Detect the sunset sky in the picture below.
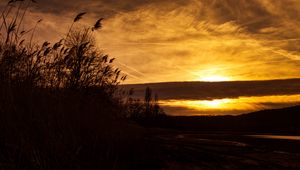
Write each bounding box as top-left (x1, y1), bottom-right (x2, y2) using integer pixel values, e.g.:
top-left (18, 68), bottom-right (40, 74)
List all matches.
top-left (18, 0), bottom-right (300, 84)
top-left (2, 0), bottom-right (300, 115)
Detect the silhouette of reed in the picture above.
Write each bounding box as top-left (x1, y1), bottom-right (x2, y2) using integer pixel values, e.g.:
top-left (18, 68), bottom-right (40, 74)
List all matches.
top-left (0, 1), bottom-right (164, 169)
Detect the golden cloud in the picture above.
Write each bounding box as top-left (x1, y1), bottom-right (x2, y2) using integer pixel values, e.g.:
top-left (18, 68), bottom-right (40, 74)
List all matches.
top-left (2, 0), bottom-right (300, 83)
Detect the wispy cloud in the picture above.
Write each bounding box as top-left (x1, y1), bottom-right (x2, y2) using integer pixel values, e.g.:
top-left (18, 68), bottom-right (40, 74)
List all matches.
top-left (7, 0), bottom-right (300, 83)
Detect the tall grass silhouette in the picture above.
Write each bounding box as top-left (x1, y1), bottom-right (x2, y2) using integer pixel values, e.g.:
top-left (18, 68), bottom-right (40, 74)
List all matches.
top-left (0, 1), bottom-right (164, 169)
top-left (0, 1), bottom-right (125, 90)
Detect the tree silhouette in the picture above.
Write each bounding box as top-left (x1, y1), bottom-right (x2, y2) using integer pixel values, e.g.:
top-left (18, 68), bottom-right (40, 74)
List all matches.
top-left (144, 87), bottom-right (152, 115)
top-left (126, 87), bottom-right (165, 122)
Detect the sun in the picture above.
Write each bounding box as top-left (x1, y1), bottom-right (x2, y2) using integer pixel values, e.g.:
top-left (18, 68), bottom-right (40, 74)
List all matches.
top-left (200, 99), bottom-right (229, 107)
top-left (200, 76), bottom-right (231, 82)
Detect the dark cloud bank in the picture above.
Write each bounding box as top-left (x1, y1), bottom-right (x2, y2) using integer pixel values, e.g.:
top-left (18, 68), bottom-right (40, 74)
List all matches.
top-left (122, 79), bottom-right (300, 100)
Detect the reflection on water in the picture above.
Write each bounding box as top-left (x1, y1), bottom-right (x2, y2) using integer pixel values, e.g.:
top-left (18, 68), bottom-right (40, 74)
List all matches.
top-left (159, 94), bottom-right (300, 116)
top-left (248, 135), bottom-right (300, 141)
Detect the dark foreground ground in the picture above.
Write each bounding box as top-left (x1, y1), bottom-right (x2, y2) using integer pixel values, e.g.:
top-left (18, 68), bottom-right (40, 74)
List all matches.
top-left (144, 128), bottom-right (300, 170)
top-left (2, 119), bottom-right (300, 169)
top-left (1, 87), bottom-right (300, 169)
top-left (130, 105), bottom-right (300, 169)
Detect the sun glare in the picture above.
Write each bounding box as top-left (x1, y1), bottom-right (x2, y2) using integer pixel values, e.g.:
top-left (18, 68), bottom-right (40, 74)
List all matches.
top-left (199, 99), bottom-right (231, 108)
top-left (160, 99), bottom-right (233, 110)
top-left (200, 76), bottom-right (231, 82)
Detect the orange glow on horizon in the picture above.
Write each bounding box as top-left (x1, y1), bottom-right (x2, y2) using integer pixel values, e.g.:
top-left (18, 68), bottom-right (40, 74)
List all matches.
top-left (159, 94), bottom-right (300, 116)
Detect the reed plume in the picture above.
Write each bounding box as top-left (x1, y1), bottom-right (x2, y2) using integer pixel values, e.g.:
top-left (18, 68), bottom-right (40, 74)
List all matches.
top-left (74, 12), bottom-right (86, 22)
top-left (92, 18), bottom-right (104, 31)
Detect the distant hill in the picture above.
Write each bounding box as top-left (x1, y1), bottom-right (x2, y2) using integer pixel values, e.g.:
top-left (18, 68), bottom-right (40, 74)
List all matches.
top-left (121, 78), bottom-right (300, 100)
top-left (155, 105), bottom-right (300, 134)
